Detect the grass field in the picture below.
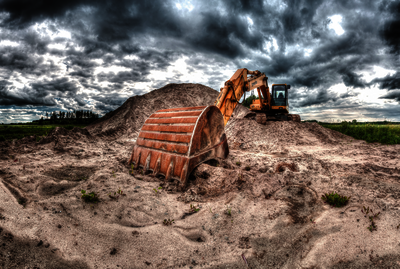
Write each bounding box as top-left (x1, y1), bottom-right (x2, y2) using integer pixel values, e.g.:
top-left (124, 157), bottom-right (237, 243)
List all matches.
top-left (0, 124), bottom-right (87, 142)
top-left (319, 122), bottom-right (400, 145)
top-left (2, 121), bottom-right (400, 145)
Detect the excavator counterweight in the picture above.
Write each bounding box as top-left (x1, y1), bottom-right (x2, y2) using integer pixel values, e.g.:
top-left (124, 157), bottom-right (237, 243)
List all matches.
top-left (128, 106), bottom-right (229, 190)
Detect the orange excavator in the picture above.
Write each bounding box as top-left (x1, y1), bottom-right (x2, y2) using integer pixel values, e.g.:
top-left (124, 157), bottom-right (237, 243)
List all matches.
top-left (128, 68), bottom-right (300, 190)
top-left (215, 68), bottom-right (300, 125)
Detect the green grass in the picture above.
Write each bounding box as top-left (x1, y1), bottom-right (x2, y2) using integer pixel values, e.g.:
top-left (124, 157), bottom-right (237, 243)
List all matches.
top-left (108, 187), bottom-right (125, 199)
top-left (320, 122), bottom-right (400, 145)
top-left (361, 206), bottom-right (380, 232)
top-left (153, 186), bottom-right (162, 194)
top-left (321, 191), bottom-right (351, 208)
top-left (0, 124), bottom-right (88, 141)
top-left (80, 190), bottom-right (100, 203)
top-left (163, 218), bottom-right (175, 226)
top-left (189, 204), bottom-right (200, 213)
top-left (225, 205), bottom-right (232, 216)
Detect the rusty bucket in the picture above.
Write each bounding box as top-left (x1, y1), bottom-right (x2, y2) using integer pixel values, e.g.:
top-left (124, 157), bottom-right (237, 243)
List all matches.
top-left (128, 105), bottom-right (229, 189)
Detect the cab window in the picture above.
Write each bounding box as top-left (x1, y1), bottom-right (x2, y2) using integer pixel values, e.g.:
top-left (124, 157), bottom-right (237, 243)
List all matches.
top-left (271, 85), bottom-right (287, 106)
top-left (273, 86), bottom-right (286, 99)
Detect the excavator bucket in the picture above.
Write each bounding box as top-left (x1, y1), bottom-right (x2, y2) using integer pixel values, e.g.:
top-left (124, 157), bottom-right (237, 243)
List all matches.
top-left (128, 106), bottom-right (229, 190)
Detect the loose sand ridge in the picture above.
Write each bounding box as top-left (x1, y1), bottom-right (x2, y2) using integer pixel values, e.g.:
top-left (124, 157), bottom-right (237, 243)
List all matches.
top-left (86, 83), bottom-right (219, 141)
top-left (0, 83), bottom-right (400, 268)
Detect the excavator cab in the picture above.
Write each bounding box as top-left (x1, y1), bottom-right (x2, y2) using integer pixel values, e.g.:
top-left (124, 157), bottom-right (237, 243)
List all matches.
top-left (272, 85), bottom-right (286, 106)
top-left (254, 83), bottom-right (299, 123)
top-left (270, 84), bottom-right (290, 111)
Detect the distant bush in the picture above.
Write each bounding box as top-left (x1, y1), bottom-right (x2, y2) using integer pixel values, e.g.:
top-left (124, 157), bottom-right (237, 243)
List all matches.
top-left (242, 95), bottom-right (259, 108)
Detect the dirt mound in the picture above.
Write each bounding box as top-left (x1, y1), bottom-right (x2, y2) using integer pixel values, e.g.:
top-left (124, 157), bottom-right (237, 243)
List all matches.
top-left (86, 83), bottom-right (219, 140)
top-left (225, 104), bottom-right (351, 151)
top-left (2, 83), bottom-right (400, 268)
top-left (38, 127), bottom-right (95, 145)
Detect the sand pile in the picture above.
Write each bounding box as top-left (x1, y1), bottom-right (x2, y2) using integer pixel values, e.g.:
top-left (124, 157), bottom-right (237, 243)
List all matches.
top-left (86, 83), bottom-right (219, 140)
top-left (1, 83), bottom-right (400, 269)
top-left (226, 104), bottom-right (350, 152)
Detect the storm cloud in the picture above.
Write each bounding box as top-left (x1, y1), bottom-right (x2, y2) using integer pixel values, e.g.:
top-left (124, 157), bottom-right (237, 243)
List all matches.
top-left (379, 90), bottom-right (400, 102)
top-left (0, 0), bottom-right (399, 123)
top-left (371, 72), bottom-right (400, 91)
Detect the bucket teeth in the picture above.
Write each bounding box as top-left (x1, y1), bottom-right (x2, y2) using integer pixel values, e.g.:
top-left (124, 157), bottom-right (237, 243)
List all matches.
top-left (179, 161), bottom-right (188, 186)
top-left (152, 155), bottom-right (161, 177)
top-left (128, 148), bottom-right (135, 165)
top-left (144, 152), bottom-right (151, 172)
top-left (134, 151), bottom-right (141, 170)
top-left (165, 160), bottom-right (174, 182)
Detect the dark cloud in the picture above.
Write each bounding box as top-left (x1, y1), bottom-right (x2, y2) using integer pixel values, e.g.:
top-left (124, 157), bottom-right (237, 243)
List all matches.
top-left (0, 0), bottom-right (400, 122)
top-left (29, 77), bottom-right (79, 95)
top-left (223, 0), bottom-right (265, 15)
top-left (93, 2), bottom-right (183, 43)
top-left (92, 92), bottom-right (131, 113)
top-left (130, 88), bottom-right (147, 96)
top-left (69, 70), bottom-right (92, 78)
top-left (379, 0), bottom-right (400, 55)
top-left (78, 82), bottom-right (102, 92)
top-left (91, 93), bottom-right (127, 107)
top-left (97, 70), bottom-right (142, 84)
top-left (0, 76), bottom-right (83, 107)
top-left (297, 88), bottom-right (338, 107)
top-left (379, 90), bottom-right (400, 102)
top-left (70, 35), bottom-right (114, 56)
top-left (0, 1), bottom-right (262, 58)
top-left (0, 0), bottom-right (93, 29)
top-left (339, 91), bottom-right (359, 99)
top-left (280, 0), bottom-right (324, 45)
top-left (292, 86), bottom-right (360, 108)
top-left (185, 11), bottom-right (260, 58)
top-left (22, 30), bottom-right (51, 55)
top-left (0, 81), bottom-right (56, 106)
top-left (370, 72), bottom-right (400, 91)
top-left (66, 56), bottom-right (99, 69)
top-left (339, 69), bottom-right (366, 88)
top-left (361, 105), bottom-right (400, 119)
top-left (0, 47), bottom-right (44, 73)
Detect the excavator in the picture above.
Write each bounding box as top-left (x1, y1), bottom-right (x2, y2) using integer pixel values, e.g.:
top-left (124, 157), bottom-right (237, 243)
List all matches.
top-left (128, 68), bottom-right (300, 190)
top-left (215, 68), bottom-right (300, 125)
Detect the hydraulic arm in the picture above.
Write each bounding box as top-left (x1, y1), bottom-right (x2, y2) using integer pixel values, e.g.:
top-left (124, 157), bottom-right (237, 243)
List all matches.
top-left (214, 68), bottom-right (270, 125)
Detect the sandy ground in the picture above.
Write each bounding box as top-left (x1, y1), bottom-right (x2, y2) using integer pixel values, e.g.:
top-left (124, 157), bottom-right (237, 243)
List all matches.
top-left (1, 84), bottom-right (400, 269)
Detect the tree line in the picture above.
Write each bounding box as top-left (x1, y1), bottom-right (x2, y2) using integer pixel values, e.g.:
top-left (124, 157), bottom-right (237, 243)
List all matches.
top-left (31, 109), bottom-right (100, 125)
top-left (42, 110), bottom-right (100, 120)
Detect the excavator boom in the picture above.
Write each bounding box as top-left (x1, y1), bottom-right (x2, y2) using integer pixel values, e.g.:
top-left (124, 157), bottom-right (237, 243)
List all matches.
top-left (214, 68), bottom-right (269, 125)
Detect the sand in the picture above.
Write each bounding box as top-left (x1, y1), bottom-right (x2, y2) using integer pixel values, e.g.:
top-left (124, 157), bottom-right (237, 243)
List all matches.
top-left (1, 83), bottom-right (400, 269)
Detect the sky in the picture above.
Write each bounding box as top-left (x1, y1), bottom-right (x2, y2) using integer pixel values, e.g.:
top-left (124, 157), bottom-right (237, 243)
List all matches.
top-left (0, 0), bottom-right (399, 123)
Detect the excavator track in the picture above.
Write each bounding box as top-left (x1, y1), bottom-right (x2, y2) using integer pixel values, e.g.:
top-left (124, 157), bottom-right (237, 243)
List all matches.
top-left (255, 113), bottom-right (301, 124)
top-left (255, 113), bottom-right (267, 125)
top-left (289, 114), bottom-right (301, 122)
